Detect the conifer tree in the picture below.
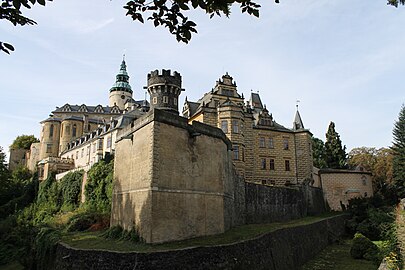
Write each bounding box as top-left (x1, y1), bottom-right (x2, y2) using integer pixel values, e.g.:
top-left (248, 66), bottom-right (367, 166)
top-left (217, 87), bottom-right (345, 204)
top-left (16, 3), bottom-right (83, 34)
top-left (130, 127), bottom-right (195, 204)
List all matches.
top-left (393, 104), bottom-right (405, 198)
top-left (324, 122), bottom-right (348, 169)
top-left (312, 137), bottom-right (327, 169)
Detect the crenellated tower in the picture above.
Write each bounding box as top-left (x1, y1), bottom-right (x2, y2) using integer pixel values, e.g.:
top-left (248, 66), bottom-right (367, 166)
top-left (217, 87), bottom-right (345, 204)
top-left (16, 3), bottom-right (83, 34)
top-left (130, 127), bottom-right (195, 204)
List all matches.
top-left (109, 58), bottom-right (133, 110)
top-left (147, 69), bottom-right (182, 114)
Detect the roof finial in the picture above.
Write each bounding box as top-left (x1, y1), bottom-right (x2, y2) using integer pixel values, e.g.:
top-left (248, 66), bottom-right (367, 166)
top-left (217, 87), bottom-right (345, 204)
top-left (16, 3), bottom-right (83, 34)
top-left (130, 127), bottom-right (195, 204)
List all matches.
top-left (123, 53), bottom-right (125, 61)
top-left (296, 99), bottom-right (300, 110)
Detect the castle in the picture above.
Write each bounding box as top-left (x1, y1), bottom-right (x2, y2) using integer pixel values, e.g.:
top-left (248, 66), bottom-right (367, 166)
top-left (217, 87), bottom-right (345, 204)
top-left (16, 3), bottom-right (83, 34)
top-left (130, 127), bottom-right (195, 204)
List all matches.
top-left (17, 59), bottom-right (372, 243)
top-left (29, 59), bottom-right (314, 187)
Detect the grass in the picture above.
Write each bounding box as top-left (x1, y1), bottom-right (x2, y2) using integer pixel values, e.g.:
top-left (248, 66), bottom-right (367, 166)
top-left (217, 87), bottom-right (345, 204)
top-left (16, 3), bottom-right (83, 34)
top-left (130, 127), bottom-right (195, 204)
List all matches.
top-left (62, 212), bottom-right (342, 253)
top-left (302, 239), bottom-right (378, 270)
top-left (0, 261), bottom-right (24, 270)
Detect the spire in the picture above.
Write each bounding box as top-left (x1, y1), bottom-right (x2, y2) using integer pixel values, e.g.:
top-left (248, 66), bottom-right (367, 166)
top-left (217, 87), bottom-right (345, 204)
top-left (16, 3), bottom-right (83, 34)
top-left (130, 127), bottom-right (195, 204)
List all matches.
top-left (293, 106), bottom-right (305, 130)
top-left (110, 57), bottom-right (132, 93)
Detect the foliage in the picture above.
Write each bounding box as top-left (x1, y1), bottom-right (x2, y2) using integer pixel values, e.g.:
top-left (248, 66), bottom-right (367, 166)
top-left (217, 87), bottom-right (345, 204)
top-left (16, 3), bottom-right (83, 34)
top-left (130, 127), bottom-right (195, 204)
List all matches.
top-left (392, 105), bottom-right (405, 198)
top-left (85, 159), bottom-right (114, 212)
top-left (59, 170), bottom-right (83, 209)
top-left (312, 137), bottom-right (327, 169)
top-left (350, 233), bottom-right (380, 263)
top-left (11, 165), bottom-right (32, 182)
top-left (2, 0), bottom-right (405, 53)
top-left (34, 226), bottom-right (61, 270)
top-left (324, 122), bottom-right (348, 169)
top-left (102, 225), bottom-right (140, 242)
top-left (346, 196), bottom-right (395, 240)
top-left (65, 211), bottom-right (109, 232)
top-left (349, 147), bottom-right (394, 193)
top-left (9, 134), bottom-right (39, 150)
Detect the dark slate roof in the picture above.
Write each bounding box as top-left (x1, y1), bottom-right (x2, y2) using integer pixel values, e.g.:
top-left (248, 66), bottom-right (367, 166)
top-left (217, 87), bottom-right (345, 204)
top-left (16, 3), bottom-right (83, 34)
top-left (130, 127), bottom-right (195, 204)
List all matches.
top-left (52, 103), bottom-right (122, 114)
top-left (40, 117), bottom-right (62, 123)
top-left (250, 93), bottom-right (263, 109)
top-left (184, 101), bottom-right (200, 116)
top-left (293, 110), bottom-right (305, 130)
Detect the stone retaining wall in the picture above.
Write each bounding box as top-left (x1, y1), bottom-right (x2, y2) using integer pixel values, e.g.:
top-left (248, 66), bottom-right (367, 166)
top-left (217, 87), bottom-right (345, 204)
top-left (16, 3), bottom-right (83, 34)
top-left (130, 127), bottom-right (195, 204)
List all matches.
top-left (54, 215), bottom-right (347, 270)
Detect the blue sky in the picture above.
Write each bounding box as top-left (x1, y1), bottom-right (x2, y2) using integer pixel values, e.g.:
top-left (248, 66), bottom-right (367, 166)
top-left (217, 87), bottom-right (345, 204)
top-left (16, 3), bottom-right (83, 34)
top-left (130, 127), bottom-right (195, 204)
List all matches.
top-left (1, 0), bottom-right (404, 158)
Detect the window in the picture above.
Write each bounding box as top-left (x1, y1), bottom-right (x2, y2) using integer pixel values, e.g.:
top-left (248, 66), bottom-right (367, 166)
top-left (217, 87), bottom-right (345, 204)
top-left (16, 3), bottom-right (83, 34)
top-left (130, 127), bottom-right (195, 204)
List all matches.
top-left (81, 149), bottom-right (84, 158)
top-left (285, 160), bottom-right (290, 171)
top-left (49, 124), bottom-right (54, 138)
top-left (163, 96), bottom-right (168, 103)
top-left (270, 180), bottom-right (276, 185)
top-left (362, 176), bottom-right (367, 186)
top-left (283, 138), bottom-right (289, 150)
top-left (268, 138), bottom-right (274, 148)
top-left (46, 144), bottom-right (52, 153)
top-left (174, 98), bottom-right (177, 105)
top-left (261, 180), bottom-right (267, 185)
top-left (72, 124), bottom-right (77, 137)
top-left (107, 137), bottom-right (112, 148)
top-left (65, 125), bottom-right (71, 135)
top-left (93, 143), bottom-right (96, 153)
top-left (269, 159), bottom-right (275, 170)
top-left (98, 139), bottom-right (103, 150)
top-left (233, 145), bottom-right (239, 160)
top-left (232, 120), bottom-right (239, 133)
top-left (87, 146), bottom-right (90, 156)
top-left (76, 151), bottom-right (79, 159)
top-left (153, 97), bottom-right (157, 104)
top-left (259, 137), bottom-right (265, 148)
top-left (221, 120), bottom-right (228, 133)
top-left (261, 158), bottom-right (266, 170)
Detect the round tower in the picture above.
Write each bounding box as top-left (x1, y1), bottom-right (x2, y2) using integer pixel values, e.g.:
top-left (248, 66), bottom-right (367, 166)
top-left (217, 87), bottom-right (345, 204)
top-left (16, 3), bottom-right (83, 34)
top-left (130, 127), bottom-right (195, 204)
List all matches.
top-left (39, 118), bottom-right (61, 159)
top-left (109, 58), bottom-right (133, 110)
top-left (59, 119), bottom-right (83, 154)
top-left (147, 69), bottom-right (182, 114)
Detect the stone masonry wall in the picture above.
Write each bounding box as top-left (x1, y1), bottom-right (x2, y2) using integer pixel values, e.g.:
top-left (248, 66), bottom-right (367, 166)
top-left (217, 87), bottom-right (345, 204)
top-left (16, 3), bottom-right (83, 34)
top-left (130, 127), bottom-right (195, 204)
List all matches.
top-left (245, 182), bottom-right (326, 224)
top-left (245, 182), bottom-right (306, 223)
top-left (54, 215), bottom-right (347, 270)
top-left (320, 170), bottom-right (373, 211)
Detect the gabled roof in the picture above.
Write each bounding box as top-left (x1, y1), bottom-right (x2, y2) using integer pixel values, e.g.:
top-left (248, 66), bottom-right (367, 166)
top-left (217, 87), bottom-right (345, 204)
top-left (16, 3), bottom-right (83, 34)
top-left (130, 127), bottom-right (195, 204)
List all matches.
top-left (53, 103), bottom-right (122, 114)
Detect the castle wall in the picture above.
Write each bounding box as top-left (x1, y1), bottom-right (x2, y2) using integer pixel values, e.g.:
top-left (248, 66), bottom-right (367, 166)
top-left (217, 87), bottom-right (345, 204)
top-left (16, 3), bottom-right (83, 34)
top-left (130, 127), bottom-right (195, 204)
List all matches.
top-left (26, 142), bottom-right (40, 172)
top-left (9, 148), bottom-right (27, 171)
top-left (320, 170), bottom-right (373, 211)
top-left (54, 215), bottom-right (347, 270)
top-left (111, 109), bottom-right (238, 243)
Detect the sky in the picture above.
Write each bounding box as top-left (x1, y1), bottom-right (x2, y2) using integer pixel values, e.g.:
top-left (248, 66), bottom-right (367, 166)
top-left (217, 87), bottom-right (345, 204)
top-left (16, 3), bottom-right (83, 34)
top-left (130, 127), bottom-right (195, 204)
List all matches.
top-left (1, 0), bottom-right (404, 159)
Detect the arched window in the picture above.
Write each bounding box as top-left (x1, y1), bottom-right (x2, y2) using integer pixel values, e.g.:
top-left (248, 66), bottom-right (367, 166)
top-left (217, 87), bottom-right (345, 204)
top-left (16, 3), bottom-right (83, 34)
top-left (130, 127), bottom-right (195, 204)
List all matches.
top-left (49, 124), bottom-right (54, 138)
top-left (72, 124), bottom-right (77, 137)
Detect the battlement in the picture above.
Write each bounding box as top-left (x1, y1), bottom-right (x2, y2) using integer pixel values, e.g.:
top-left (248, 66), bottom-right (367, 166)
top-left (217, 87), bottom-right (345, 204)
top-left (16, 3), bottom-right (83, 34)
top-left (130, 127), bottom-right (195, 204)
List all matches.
top-left (147, 69), bottom-right (182, 87)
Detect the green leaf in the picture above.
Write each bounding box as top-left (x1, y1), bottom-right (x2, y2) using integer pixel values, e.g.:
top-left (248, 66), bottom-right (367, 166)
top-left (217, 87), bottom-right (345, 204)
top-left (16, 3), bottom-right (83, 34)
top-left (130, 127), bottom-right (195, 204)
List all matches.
top-left (13, 0), bottom-right (21, 9)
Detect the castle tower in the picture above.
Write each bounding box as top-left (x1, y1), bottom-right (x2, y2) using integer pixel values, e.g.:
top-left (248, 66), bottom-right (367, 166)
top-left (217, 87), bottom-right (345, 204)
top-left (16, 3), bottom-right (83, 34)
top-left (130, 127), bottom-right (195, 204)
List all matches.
top-left (147, 69), bottom-right (182, 114)
top-left (109, 58), bottom-right (133, 110)
top-left (59, 118), bottom-right (84, 154)
top-left (292, 106), bottom-right (314, 183)
top-left (39, 118), bottom-right (61, 159)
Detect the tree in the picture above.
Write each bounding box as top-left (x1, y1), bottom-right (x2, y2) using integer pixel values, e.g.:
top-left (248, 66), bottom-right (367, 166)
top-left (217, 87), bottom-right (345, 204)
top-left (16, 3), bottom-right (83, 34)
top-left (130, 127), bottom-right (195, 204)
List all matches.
top-left (392, 104), bottom-right (405, 198)
top-left (348, 147), bottom-right (393, 191)
top-left (324, 121), bottom-right (348, 169)
top-left (1, 0), bottom-right (405, 53)
top-left (0, 146), bottom-right (9, 182)
top-left (10, 135), bottom-right (39, 150)
top-left (312, 137), bottom-right (327, 169)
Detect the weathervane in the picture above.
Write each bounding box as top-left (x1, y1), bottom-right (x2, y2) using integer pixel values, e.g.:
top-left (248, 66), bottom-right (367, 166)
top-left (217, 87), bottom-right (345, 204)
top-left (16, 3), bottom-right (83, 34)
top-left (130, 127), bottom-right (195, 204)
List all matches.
top-left (296, 100), bottom-right (300, 110)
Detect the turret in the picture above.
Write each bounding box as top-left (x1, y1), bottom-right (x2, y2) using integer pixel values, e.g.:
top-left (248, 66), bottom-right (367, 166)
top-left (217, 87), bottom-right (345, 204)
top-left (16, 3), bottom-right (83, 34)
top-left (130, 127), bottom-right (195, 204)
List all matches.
top-left (109, 57), bottom-right (133, 110)
top-left (39, 118), bottom-right (61, 159)
top-left (147, 69), bottom-right (182, 114)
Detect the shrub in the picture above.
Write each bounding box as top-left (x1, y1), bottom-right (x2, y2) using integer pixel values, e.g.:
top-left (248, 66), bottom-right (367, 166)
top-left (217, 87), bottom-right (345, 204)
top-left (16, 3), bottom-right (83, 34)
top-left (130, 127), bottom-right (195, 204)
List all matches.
top-left (350, 233), bottom-right (380, 262)
top-left (59, 170), bottom-right (83, 208)
top-left (85, 160), bottom-right (114, 212)
top-left (65, 211), bottom-right (109, 232)
top-left (102, 225), bottom-right (141, 242)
